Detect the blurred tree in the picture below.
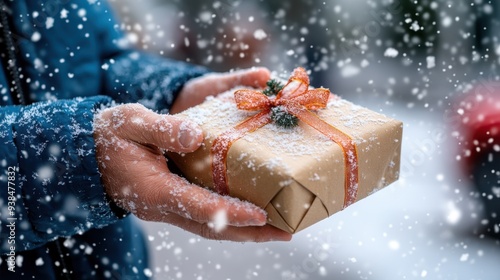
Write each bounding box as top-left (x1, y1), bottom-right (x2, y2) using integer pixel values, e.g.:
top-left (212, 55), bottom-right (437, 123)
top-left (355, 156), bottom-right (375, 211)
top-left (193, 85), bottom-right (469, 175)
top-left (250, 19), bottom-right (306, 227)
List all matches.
top-left (383, 0), bottom-right (439, 62)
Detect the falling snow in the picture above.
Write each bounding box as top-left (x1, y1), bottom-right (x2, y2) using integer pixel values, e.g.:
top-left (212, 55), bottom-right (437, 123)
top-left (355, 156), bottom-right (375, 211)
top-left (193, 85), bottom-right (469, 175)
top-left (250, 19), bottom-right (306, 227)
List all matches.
top-left (35, 258), bottom-right (44, 266)
top-left (1, 0), bottom-right (500, 279)
top-left (253, 29), bottom-right (267, 40)
top-left (31, 32), bottom-right (41, 42)
top-left (208, 209), bottom-right (228, 233)
top-left (384, 47), bottom-right (399, 58)
top-left (45, 17), bottom-right (54, 29)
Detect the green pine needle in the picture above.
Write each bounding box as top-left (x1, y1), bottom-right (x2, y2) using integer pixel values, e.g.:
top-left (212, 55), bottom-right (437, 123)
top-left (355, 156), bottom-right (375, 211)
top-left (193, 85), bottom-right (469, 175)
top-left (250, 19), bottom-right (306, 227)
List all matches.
top-left (262, 79), bottom-right (284, 96)
top-left (271, 106), bottom-right (299, 128)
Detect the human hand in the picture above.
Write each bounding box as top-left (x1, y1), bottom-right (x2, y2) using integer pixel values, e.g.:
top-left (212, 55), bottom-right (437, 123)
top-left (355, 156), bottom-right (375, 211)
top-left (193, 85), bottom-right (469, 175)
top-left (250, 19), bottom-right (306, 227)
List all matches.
top-left (94, 103), bottom-right (292, 242)
top-left (170, 67), bottom-right (271, 114)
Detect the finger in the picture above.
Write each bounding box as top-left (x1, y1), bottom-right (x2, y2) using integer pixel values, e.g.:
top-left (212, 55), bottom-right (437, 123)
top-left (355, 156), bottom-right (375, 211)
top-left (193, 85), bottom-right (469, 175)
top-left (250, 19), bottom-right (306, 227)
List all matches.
top-left (171, 68), bottom-right (271, 114)
top-left (110, 104), bottom-right (203, 153)
top-left (222, 67), bottom-right (271, 89)
top-left (205, 67), bottom-right (270, 92)
top-left (162, 212), bottom-right (293, 242)
top-left (145, 172), bottom-right (269, 227)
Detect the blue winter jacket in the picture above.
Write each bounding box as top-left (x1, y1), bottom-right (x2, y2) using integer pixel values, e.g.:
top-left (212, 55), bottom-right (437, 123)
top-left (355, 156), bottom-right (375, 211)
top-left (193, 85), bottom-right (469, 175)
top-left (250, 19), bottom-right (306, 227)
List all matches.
top-left (0, 0), bottom-right (207, 278)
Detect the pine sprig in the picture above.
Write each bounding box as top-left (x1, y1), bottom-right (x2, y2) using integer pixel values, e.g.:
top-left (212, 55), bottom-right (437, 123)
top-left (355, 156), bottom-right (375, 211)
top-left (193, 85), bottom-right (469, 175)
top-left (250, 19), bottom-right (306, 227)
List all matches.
top-left (271, 106), bottom-right (299, 129)
top-left (260, 79), bottom-right (298, 128)
top-left (262, 79), bottom-right (284, 96)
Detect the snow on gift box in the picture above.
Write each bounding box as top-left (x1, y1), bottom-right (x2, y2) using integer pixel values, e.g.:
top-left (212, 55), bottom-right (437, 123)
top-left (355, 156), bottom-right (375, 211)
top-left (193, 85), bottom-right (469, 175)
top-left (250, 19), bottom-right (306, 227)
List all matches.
top-left (168, 68), bottom-right (403, 234)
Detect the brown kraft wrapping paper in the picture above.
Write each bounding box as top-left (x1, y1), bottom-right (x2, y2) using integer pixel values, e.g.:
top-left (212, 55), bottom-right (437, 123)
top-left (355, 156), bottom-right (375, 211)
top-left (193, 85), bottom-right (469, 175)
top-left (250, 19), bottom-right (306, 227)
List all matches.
top-left (168, 90), bottom-right (403, 234)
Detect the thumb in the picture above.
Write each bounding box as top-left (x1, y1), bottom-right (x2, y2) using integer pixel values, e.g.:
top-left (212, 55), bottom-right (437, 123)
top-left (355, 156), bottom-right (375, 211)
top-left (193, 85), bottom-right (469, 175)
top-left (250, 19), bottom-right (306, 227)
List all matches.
top-left (110, 104), bottom-right (204, 153)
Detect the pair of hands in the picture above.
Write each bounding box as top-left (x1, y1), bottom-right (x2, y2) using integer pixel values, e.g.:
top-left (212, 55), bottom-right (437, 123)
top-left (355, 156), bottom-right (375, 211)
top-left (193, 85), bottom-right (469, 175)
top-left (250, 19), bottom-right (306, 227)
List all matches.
top-left (94, 68), bottom-right (292, 242)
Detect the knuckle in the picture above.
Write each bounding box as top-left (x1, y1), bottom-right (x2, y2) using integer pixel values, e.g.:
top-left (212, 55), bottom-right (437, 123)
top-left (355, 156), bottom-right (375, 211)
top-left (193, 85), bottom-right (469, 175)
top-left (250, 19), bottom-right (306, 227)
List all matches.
top-left (118, 106), bottom-right (135, 120)
top-left (120, 104), bottom-right (147, 123)
top-left (153, 116), bottom-right (176, 142)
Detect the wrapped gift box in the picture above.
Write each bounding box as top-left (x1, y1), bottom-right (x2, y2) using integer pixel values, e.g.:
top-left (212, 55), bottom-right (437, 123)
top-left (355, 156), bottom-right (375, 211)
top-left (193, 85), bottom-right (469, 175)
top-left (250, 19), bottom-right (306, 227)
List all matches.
top-left (169, 70), bottom-right (402, 234)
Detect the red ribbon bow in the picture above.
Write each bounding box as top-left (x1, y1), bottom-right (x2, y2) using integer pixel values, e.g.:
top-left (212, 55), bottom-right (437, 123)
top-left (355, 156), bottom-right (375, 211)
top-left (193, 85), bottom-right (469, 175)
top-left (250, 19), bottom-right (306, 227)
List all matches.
top-left (211, 67), bottom-right (359, 209)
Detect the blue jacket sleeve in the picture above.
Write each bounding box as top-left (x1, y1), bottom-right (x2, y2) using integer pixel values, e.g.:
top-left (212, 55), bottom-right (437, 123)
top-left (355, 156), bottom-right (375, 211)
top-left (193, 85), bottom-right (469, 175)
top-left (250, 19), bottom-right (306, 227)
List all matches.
top-left (0, 96), bottom-right (121, 253)
top-left (102, 52), bottom-right (209, 113)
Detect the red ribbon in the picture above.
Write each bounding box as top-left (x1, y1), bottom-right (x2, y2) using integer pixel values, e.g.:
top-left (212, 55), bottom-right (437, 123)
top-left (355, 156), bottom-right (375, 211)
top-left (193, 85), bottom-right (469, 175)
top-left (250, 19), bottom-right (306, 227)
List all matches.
top-left (211, 68), bottom-right (359, 209)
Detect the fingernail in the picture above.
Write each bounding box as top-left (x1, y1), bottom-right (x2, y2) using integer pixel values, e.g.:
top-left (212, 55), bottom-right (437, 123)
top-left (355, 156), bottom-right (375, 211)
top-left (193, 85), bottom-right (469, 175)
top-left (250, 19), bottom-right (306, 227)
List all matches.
top-left (179, 123), bottom-right (202, 149)
top-left (246, 218), bottom-right (266, 227)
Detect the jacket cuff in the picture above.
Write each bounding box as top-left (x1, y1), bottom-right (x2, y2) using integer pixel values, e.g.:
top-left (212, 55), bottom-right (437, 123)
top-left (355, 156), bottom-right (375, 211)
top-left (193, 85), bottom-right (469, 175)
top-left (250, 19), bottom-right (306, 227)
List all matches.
top-left (15, 96), bottom-right (125, 245)
top-left (74, 96), bottom-right (129, 227)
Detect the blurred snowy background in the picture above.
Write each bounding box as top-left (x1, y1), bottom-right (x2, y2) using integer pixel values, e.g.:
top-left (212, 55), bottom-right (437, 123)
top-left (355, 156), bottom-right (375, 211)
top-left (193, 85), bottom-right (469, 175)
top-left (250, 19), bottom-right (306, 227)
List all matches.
top-left (108, 0), bottom-right (500, 279)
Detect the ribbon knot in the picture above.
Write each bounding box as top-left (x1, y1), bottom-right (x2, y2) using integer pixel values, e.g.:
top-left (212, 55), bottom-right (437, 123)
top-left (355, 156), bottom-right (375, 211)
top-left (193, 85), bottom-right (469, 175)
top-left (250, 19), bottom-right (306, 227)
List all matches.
top-left (234, 68), bottom-right (331, 114)
top-left (211, 67), bottom-right (359, 209)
